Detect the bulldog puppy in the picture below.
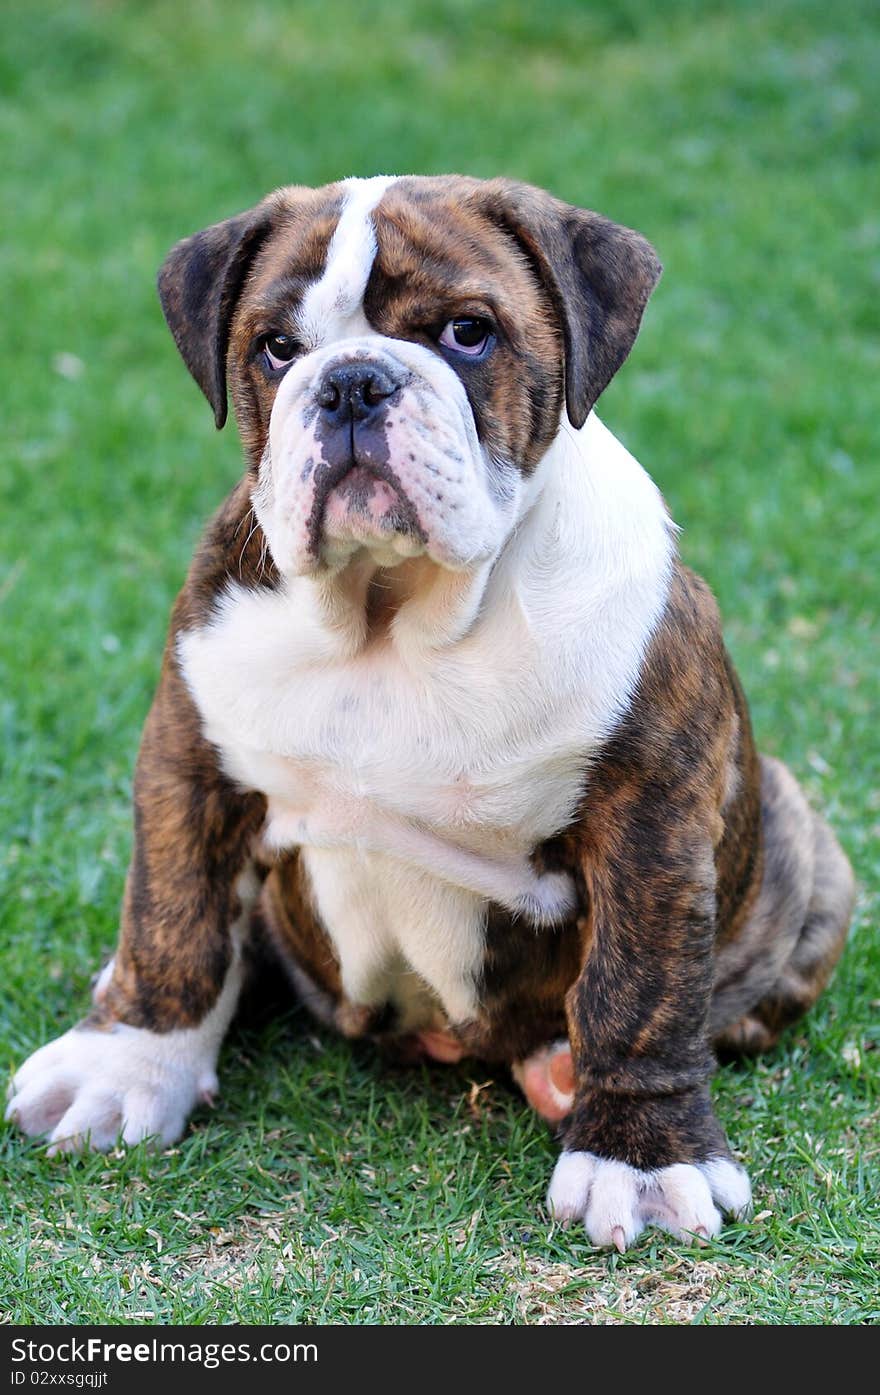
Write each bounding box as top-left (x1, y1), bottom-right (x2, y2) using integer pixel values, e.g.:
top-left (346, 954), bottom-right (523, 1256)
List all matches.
top-left (7, 176), bottom-right (855, 1251)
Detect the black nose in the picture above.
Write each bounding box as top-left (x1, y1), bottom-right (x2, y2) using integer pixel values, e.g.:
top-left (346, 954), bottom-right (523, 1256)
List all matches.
top-left (316, 362), bottom-right (400, 423)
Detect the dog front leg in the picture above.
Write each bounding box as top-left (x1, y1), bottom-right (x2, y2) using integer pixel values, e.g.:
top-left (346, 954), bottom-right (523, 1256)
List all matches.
top-left (6, 661), bottom-right (266, 1153)
top-left (545, 802), bottom-right (751, 1251)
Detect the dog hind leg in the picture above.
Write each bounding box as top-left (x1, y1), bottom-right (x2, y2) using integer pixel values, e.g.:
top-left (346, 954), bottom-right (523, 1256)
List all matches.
top-left (711, 757), bottom-right (854, 1054)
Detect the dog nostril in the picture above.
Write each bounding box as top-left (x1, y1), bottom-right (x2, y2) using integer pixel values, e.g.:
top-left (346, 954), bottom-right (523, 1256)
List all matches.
top-left (317, 380), bottom-right (342, 412)
top-left (363, 371), bottom-right (396, 407)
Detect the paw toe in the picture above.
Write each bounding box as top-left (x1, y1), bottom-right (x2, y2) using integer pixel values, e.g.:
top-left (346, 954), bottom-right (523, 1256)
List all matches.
top-left (642, 1164), bottom-right (721, 1242)
top-left (47, 1092), bottom-right (122, 1155)
top-left (122, 1083), bottom-right (188, 1146)
top-left (546, 1150), bottom-right (595, 1223)
top-left (5, 1074), bottom-right (77, 1137)
top-left (698, 1157), bottom-right (752, 1219)
top-left (583, 1158), bottom-right (643, 1250)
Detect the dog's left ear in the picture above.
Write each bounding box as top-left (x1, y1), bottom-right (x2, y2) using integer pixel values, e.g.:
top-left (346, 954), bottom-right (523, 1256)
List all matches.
top-left (479, 180), bottom-right (662, 429)
top-left (157, 201), bottom-right (276, 429)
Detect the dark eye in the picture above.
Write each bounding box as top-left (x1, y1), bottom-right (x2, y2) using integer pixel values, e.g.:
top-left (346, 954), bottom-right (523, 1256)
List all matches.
top-left (438, 317), bottom-right (492, 357)
top-left (262, 333), bottom-right (298, 371)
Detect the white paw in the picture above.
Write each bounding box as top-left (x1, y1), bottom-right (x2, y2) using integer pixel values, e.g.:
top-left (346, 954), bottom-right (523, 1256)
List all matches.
top-left (546, 1150), bottom-right (751, 1251)
top-left (5, 1022), bottom-right (219, 1154)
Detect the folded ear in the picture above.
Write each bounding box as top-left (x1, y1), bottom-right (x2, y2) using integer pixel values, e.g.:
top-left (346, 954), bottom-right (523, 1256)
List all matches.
top-left (157, 202), bottom-right (275, 429)
top-left (479, 180), bottom-right (661, 429)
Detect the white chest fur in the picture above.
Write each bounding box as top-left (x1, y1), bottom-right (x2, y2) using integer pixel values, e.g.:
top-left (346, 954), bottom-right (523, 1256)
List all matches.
top-left (178, 416), bottom-right (674, 1025)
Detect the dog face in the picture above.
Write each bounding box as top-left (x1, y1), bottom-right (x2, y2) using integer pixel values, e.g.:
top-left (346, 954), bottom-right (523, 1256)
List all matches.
top-left (158, 175), bottom-right (661, 578)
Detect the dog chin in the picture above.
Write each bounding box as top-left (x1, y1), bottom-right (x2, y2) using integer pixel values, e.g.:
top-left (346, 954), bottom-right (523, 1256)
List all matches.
top-left (320, 528), bottom-right (427, 571)
top-left (270, 504), bottom-right (500, 579)
top-left (317, 529), bottom-right (493, 577)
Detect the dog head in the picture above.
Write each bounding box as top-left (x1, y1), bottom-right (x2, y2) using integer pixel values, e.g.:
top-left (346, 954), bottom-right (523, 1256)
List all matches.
top-left (158, 175), bottom-right (660, 578)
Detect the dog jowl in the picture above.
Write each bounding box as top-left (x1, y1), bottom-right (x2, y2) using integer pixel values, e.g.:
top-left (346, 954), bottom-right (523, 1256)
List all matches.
top-left (7, 175), bottom-right (854, 1251)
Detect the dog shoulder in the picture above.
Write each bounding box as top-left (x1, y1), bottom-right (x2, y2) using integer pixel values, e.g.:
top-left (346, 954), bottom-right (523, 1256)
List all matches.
top-left (638, 559), bottom-right (730, 733)
top-left (557, 554), bottom-right (732, 814)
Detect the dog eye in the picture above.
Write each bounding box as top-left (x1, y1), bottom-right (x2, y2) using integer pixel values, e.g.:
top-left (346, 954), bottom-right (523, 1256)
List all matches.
top-left (262, 334), bottom-right (298, 371)
top-left (438, 317), bottom-right (491, 356)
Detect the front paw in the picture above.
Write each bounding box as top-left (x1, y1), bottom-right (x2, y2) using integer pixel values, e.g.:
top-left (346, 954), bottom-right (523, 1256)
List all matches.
top-left (546, 1150), bottom-right (751, 1251)
top-left (5, 1022), bottom-right (217, 1154)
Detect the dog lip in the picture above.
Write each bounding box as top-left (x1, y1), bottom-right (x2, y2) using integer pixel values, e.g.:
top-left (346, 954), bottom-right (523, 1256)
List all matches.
top-left (306, 450), bottom-right (427, 557)
top-left (332, 461), bottom-right (391, 494)
top-left (326, 461), bottom-right (402, 518)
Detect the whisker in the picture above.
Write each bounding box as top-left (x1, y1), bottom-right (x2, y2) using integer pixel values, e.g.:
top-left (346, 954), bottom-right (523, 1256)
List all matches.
top-left (238, 515), bottom-right (262, 577)
top-left (233, 504), bottom-right (255, 542)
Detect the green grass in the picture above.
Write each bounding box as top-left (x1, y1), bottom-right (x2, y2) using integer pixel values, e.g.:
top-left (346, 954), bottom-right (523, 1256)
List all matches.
top-left (1, 0), bottom-right (878, 1325)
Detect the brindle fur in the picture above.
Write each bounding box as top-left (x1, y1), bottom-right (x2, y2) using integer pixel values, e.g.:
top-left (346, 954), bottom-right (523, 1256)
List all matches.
top-left (90, 177), bottom-right (853, 1179)
top-left (251, 560), bottom-right (854, 1171)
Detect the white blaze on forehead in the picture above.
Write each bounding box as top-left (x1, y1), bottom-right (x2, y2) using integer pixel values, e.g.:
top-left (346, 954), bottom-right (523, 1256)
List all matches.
top-left (297, 175), bottom-right (398, 348)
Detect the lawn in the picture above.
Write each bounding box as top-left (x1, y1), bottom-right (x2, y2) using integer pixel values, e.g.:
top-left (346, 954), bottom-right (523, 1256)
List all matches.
top-left (1, 0), bottom-right (878, 1325)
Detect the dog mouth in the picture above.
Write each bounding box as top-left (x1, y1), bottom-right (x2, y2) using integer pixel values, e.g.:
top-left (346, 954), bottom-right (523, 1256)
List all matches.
top-left (309, 459), bottom-right (427, 557)
top-left (325, 464), bottom-right (407, 530)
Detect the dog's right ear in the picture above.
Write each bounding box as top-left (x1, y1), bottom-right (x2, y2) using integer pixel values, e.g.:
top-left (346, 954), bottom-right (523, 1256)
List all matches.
top-left (157, 203), bottom-right (275, 429)
top-left (477, 180), bottom-right (661, 430)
